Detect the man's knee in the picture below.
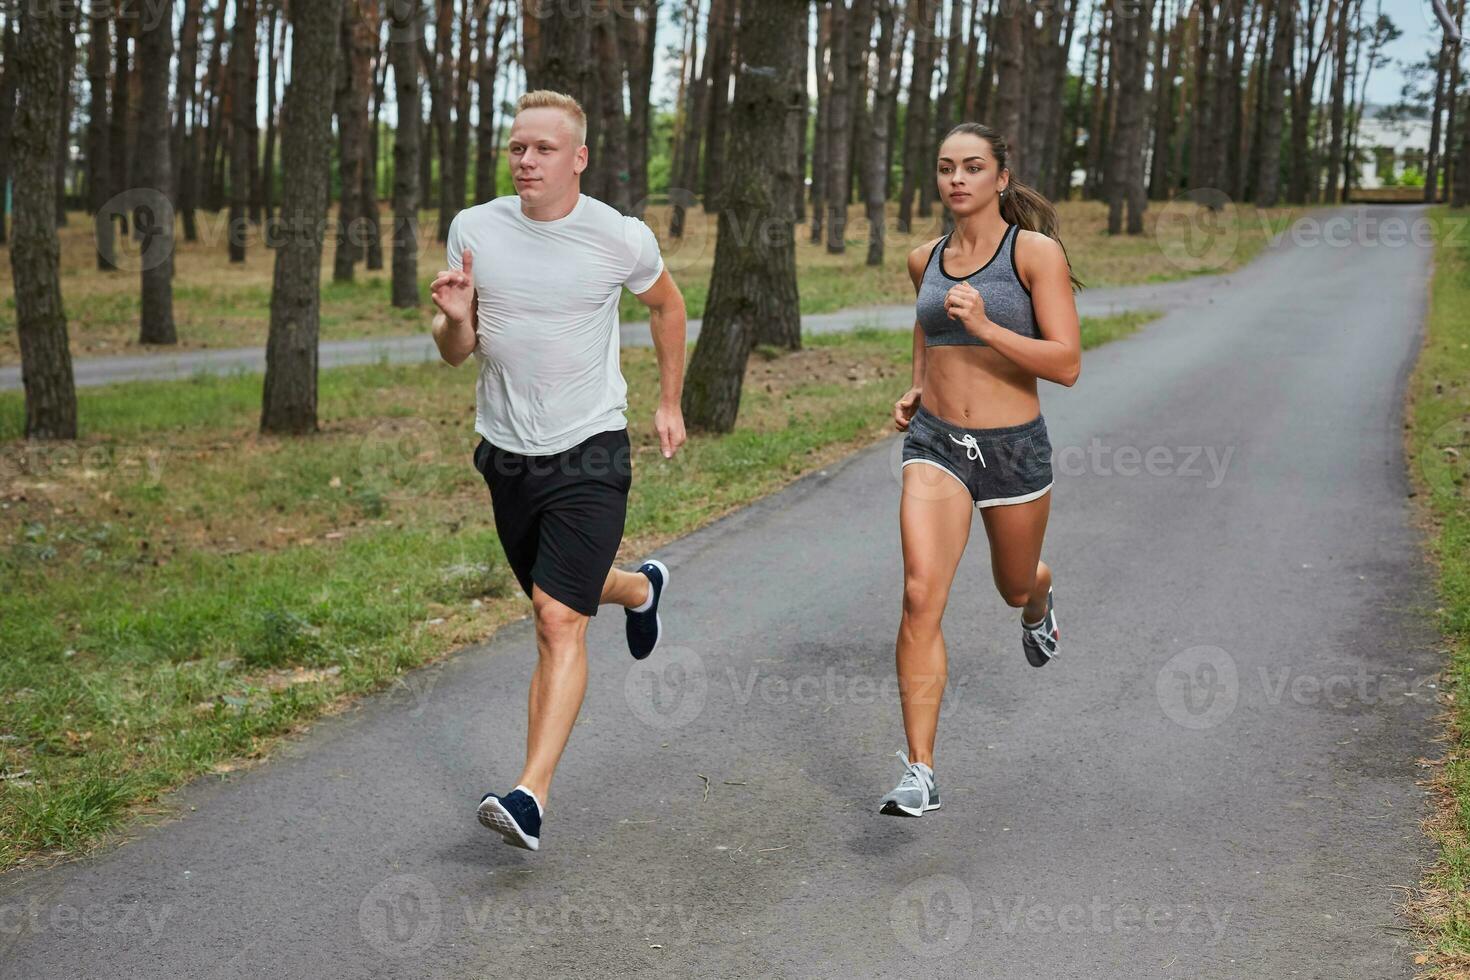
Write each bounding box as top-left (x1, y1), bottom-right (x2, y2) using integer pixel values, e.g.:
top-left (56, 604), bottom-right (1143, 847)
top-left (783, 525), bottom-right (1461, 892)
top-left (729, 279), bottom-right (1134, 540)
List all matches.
top-left (533, 590), bottom-right (589, 650)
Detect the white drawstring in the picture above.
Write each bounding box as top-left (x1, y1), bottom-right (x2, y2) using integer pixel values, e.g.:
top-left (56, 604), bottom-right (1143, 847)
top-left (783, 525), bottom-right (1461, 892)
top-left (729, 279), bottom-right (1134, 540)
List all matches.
top-left (949, 433), bottom-right (986, 467)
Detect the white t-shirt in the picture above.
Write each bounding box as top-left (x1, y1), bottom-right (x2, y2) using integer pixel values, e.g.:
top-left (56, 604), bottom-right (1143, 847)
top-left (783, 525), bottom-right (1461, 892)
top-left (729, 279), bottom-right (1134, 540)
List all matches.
top-left (447, 193), bottom-right (665, 456)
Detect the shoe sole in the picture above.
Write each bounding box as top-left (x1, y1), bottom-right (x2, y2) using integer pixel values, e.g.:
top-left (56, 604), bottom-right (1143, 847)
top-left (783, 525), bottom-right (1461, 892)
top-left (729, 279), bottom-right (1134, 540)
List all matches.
top-left (631, 559), bottom-right (670, 660)
top-left (880, 800), bottom-right (924, 817)
top-left (477, 796), bottom-right (540, 851)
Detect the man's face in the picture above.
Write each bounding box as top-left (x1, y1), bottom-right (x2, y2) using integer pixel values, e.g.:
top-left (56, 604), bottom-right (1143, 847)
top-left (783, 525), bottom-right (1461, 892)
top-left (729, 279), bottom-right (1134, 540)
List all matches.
top-left (507, 108), bottom-right (587, 203)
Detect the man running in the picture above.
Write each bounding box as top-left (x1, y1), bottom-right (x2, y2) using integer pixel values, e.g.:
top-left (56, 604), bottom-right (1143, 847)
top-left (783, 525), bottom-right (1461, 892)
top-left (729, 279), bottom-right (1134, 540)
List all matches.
top-left (429, 90), bottom-right (688, 852)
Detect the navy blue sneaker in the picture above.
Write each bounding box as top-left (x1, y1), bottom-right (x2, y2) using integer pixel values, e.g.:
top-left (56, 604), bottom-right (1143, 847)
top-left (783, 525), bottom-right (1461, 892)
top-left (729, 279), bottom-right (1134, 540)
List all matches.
top-left (624, 559), bottom-right (670, 660)
top-left (477, 787), bottom-right (542, 851)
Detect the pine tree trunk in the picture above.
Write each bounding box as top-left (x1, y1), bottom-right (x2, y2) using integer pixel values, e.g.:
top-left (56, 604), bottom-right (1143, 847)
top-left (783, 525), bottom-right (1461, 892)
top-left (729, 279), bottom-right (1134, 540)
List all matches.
top-left (261, 7), bottom-right (282, 225)
top-left (702, 0), bottom-right (737, 209)
top-left (137, 0), bottom-right (176, 345)
top-left (897, 0), bottom-right (938, 232)
top-left (1256, 0), bottom-right (1293, 205)
top-left (592, 0), bottom-right (631, 213)
top-left (993, 0), bottom-right (1024, 171)
top-left (476, 0), bottom-right (510, 204)
top-left (88, 3), bottom-right (115, 270)
top-left (334, 0), bottom-right (373, 281)
top-left (621, 0), bottom-right (657, 216)
top-left (866, 0), bottom-right (898, 266)
top-left (846, 0), bottom-right (875, 206)
top-left (228, 0), bottom-right (256, 262)
top-left (0, 16), bottom-right (19, 245)
top-left (810, 0), bottom-right (829, 242)
top-left (109, 6), bottom-right (132, 233)
top-left (683, 0), bottom-right (805, 432)
top-left (365, 12), bottom-right (387, 269)
top-left (1325, 0), bottom-right (1349, 201)
top-left (54, 9), bottom-right (77, 227)
top-left (12, 0), bottom-right (77, 439)
top-left (174, 0), bottom-right (203, 242)
top-left (825, 0), bottom-right (851, 252)
top-left (390, 0), bottom-right (423, 307)
top-left (261, 0), bottom-right (344, 435)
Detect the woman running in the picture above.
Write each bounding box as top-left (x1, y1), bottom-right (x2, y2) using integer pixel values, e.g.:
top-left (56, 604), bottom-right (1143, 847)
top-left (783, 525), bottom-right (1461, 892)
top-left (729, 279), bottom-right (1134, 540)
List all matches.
top-left (879, 122), bottom-right (1085, 817)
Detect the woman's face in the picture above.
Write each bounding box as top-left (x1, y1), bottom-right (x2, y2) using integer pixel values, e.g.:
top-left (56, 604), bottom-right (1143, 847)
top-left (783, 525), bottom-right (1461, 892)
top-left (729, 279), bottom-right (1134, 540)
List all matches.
top-left (936, 134), bottom-right (1006, 217)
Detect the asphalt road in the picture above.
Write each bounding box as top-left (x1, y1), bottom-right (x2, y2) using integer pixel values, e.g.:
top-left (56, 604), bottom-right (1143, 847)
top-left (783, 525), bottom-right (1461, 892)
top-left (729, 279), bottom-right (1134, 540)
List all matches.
top-left (0, 204), bottom-right (1444, 979)
top-left (0, 271), bottom-right (1218, 391)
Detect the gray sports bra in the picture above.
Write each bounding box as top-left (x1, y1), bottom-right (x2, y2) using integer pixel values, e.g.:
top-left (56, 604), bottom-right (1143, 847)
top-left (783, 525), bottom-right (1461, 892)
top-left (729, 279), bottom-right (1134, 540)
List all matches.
top-left (915, 223), bottom-right (1037, 347)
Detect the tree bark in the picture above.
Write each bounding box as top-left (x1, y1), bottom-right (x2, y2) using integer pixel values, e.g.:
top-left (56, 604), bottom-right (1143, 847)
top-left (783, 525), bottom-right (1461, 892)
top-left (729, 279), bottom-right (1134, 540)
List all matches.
top-left (866, 0), bottom-right (898, 266)
top-left (261, 5), bottom-right (282, 224)
top-left (109, 3), bottom-right (132, 233)
top-left (12, 0), bottom-right (77, 439)
top-left (136, 0), bottom-right (176, 344)
top-left (825, 0), bottom-right (851, 251)
top-left (54, 8), bottom-right (77, 226)
top-left (88, 3), bottom-right (115, 270)
top-left (174, 0), bottom-right (203, 242)
top-left (621, 0), bottom-right (658, 216)
top-left (683, 0), bottom-right (805, 432)
top-left (702, 0), bottom-right (737, 208)
top-left (334, 0), bottom-right (374, 280)
top-left (475, 0), bottom-right (511, 204)
top-left (897, 0), bottom-right (938, 232)
top-left (365, 11), bottom-right (387, 269)
top-left (0, 14), bottom-right (20, 244)
top-left (591, 0), bottom-right (631, 212)
top-left (228, 0), bottom-right (257, 262)
top-left (261, 0), bottom-right (344, 435)
top-left (389, 0), bottom-right (423, 307)
top-left (1255, 0), bottom-right (1293, 205)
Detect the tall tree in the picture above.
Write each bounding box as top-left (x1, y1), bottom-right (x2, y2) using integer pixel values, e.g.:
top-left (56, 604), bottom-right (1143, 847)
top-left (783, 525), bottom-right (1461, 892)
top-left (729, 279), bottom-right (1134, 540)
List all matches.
top-left (12, 0), bottom-right (77, 439)
top-left (0, 13), bottom-right (19, 244)
top-left (1107, 0), bottom-right (1154, 234)
top-left (825, 0), bottom-right (852, 252)
top-left (1256, 0), bottom-right (1295, 205)
top-left (810, 0), bottom-right (830, 243)
top-left (701, 0), bottom-right (737, 208)
top-left (622, 0), bottom-right (659, 215)
top-left (174, 0), bottom-right (204, 242)
top-left (333, 0), bottom-right (374, 281)
top-left (452, 0), bottom-right (473, 215)
top-left (261, 4), bottom-right (283, 224)
top-left (389, 0), bottom-right (423, 307)
top-left (87, 3), bottom-right (115, 270)
top-left (365, 13), bottom-right (388, 268)
top-left (865, 0), bottom-right (899, 266)
top-left (108, 3), bottom-right (132, 233)
top-left (228, 0), bottom-right (258, 262)
top-left (261, 0), bottom-right (345, 434)
top-left (591, 0), bottom-right (631, 212)
top-left (683, 0), bottom-right (805, 431)
top-left (475, 0), bottom-right (511, 204)
top-left (54, 7), bottom-right (77, 226)
top-left (897, 0), bottom-right (938, 232)
top-left (136, 0), bottom-right (176, 344)
top-left (421, 0), bottom-right (456, 241)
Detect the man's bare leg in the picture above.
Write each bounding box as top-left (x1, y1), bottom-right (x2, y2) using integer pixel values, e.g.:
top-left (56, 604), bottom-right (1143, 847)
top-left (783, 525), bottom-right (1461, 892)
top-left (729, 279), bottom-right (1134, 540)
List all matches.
top-left (516, 585), bottom-right (592, 808)
top-left (601, 566), bottom-right (652, 608)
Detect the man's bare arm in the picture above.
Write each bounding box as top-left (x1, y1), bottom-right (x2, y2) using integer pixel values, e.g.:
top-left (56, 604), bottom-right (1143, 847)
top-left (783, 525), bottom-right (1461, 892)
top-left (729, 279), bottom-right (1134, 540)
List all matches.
top-left (633, 268), bottom-right (688, 458)
top-left (429, 248), bottom-right (478, 367)
top-left (431, 304), bottom-right (477, 367)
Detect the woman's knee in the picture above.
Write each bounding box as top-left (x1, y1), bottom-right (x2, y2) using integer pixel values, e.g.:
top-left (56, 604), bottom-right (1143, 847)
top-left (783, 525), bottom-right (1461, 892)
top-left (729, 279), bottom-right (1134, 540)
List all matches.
top-left (902, 576), bottom-right (947, 624)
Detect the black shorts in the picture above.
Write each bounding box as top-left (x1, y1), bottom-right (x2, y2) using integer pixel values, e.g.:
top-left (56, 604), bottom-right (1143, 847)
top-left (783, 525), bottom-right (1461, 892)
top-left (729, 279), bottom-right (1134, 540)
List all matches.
top-left (900, 405), bottom-right (1053, 507)
top-left (472, 427), bottom-right (633, 616)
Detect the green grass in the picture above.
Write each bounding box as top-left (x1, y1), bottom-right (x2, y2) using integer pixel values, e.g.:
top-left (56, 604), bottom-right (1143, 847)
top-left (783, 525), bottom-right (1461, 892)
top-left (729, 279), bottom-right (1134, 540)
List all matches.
top-left (1406, 206), bottom-right (1470, 975)
top-left (0, 310), bottom-right (1154, 871)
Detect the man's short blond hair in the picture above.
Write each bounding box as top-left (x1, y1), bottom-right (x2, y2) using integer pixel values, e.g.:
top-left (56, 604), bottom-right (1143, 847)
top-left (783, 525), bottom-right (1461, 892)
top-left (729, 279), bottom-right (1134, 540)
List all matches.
top-left (514, 90), bottom-right (587, 146)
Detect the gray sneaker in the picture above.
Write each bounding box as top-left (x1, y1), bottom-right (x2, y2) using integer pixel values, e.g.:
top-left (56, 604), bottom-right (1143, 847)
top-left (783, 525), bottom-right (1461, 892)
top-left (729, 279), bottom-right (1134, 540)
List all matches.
top-left (878, 750), bottom-right (941, 817)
